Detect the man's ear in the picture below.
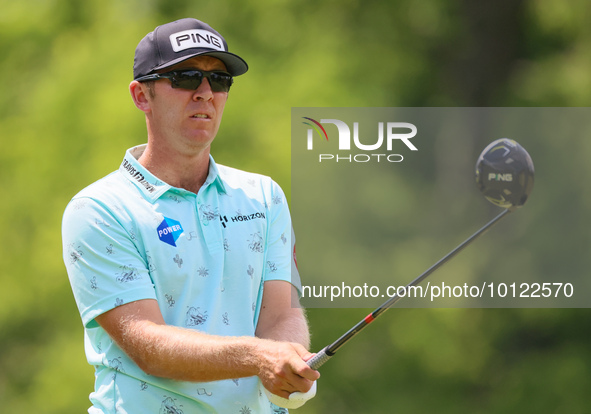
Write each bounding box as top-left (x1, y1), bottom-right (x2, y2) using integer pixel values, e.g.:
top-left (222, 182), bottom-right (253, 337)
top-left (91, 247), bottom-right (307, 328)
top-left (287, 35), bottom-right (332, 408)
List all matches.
top-left (129, 81), bottom-right (152, 113)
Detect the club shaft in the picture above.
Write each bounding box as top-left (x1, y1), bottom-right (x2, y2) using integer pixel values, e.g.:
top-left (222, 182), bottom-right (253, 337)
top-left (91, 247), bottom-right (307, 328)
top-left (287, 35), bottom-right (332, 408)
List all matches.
top-left (307, 208), bottom-right (512, 370)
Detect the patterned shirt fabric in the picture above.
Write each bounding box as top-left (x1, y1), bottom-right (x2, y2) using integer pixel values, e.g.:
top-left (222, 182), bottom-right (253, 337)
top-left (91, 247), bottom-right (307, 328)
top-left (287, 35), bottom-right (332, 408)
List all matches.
top-left (62, 145), bottom-right (299, 414)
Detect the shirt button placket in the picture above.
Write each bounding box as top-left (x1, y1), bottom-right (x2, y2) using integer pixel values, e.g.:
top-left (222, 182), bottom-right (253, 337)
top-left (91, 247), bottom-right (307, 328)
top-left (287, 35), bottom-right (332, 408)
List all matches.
top-left (197, 187), bottom-right (222, 254)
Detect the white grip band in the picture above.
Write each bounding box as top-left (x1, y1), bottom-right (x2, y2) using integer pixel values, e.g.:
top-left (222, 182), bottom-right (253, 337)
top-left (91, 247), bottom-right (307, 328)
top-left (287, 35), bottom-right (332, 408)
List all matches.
top-left (265, 380), bottom-right (317, 409)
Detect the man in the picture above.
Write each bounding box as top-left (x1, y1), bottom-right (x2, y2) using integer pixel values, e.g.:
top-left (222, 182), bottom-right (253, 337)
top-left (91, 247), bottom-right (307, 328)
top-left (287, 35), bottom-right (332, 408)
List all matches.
top-left (62, 18), bottom-right (319, 413)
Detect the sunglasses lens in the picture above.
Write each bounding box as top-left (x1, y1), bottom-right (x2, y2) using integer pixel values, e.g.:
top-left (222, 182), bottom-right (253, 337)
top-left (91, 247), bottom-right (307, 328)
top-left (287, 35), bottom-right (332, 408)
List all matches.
top-left (209, 72), bottom-right (233, 92)
top-left (169, 71), bottom-right (233, 92)
top-left (171, 71), bottom-right (204, 90)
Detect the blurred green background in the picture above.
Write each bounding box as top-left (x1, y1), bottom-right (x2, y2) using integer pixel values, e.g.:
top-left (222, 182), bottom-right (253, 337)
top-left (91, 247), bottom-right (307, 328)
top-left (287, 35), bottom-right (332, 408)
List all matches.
top-left (1, 0), bottom-right (590, 413)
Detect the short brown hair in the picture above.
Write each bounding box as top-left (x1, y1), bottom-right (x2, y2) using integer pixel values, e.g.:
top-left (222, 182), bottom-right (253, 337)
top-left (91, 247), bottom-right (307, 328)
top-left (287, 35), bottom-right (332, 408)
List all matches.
top-left (143, 80), bottom-right (156, 99)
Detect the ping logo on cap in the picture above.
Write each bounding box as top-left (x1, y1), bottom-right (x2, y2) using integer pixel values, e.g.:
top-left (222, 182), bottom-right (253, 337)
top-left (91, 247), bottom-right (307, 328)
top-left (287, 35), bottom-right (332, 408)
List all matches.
top-left (157, 217), bottom-right (184, 247)
top-left (170, 30), bottom-right (225, 52)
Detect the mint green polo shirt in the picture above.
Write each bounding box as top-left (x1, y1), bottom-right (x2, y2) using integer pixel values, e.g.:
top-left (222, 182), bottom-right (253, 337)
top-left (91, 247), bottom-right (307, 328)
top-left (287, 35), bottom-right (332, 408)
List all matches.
top-left (62, 145), bottom-right (299, 414)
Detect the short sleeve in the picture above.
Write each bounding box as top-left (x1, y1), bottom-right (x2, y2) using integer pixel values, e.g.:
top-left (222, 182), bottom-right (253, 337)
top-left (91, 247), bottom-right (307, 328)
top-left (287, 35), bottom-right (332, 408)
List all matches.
top-left (62, 197), bottom-right (157, 328)
top-left (262, 182), bottom-right (302, 293)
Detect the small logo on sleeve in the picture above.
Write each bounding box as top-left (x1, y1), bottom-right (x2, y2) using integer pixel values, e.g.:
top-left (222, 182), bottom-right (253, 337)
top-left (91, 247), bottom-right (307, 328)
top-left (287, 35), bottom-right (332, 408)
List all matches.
top-left (157, 217), bottom-right (184, 247)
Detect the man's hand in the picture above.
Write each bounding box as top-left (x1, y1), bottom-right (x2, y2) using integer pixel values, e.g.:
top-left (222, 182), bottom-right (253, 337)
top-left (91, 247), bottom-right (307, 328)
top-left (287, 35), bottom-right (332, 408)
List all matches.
top-left (256, 340), bottom-right (320, 398)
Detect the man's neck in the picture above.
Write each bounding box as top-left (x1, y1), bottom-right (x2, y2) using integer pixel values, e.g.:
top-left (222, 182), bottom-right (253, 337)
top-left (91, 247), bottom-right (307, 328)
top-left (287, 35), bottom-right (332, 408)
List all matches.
top-left (138, 144), bottom-right (211, 194)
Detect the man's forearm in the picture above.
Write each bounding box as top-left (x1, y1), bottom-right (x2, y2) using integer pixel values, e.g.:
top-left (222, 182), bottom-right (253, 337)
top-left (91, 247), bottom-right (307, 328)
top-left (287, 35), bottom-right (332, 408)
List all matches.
top-left (118, 317), bottom-right (318, 397)
top-left (96, 299), bottom-right (273, 382)
top-left (121, 319), bottom-right (264, 381)
top-left (255, 307), bottom-right (311, 349)
top-left (96, 292), bottom-right (318, 396)
top-left (254, 281), bottom-right (312, 349)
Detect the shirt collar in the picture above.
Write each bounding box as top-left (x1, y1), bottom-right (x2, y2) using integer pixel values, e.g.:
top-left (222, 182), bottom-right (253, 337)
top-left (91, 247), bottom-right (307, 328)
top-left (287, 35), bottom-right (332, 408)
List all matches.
top-left (119, 145), bottom-right (227, 202)
top-left (204, 155), bottom-right (228, 195)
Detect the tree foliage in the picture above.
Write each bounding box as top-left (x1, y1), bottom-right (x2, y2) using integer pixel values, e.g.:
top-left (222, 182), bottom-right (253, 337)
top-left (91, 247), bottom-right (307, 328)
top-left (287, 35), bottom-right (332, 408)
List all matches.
top-left (0, 0), bottom-right (590, 412)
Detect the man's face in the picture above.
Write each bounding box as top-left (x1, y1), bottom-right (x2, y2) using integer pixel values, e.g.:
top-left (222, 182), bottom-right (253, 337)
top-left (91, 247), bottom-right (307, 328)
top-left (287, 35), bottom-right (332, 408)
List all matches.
top-left (145, 55), bottom-right (229, 154)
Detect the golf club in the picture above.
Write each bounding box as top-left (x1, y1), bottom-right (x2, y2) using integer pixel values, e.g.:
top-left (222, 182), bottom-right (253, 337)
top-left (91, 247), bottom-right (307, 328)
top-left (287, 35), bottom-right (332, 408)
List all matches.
top-left (267, 138), bottom-right (534, 409)
top-left (307, 138), bottom-right (535, 369)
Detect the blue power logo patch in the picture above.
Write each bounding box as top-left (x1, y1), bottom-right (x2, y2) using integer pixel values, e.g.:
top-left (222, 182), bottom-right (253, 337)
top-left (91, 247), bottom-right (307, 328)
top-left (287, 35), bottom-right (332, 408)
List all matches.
top-left (157, 217), bottom-right (184, 247)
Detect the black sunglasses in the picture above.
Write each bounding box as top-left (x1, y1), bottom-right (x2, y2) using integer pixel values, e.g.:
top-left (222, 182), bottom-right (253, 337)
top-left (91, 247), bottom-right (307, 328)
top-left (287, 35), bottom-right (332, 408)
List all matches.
top-left (136, 69), bottom-right (233, 92)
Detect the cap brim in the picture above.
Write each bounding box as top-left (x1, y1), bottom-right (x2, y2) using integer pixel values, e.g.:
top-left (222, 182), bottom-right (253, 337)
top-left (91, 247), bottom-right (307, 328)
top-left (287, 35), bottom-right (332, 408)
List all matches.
top-left (151, 50), bottom-right (248, 76)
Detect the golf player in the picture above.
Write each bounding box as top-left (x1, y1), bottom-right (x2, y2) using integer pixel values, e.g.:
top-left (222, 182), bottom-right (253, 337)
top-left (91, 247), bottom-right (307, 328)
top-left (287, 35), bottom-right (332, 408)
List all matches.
top-left (62, 18), bottom-right (319, 413)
